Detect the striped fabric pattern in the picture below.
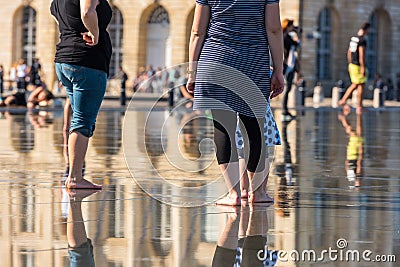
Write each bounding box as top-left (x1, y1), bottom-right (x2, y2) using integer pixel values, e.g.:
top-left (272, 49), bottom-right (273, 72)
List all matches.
top-left (193, 0), bottom-right (280, 118)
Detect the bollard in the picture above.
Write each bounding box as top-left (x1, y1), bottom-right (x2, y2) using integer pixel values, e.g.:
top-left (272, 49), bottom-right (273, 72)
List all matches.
top-left (373, 88), bottom-right (385, 108)
top-left (331, 86), bottom-right (341, 108)
top-left (313, 83), bottom-right (324, 107)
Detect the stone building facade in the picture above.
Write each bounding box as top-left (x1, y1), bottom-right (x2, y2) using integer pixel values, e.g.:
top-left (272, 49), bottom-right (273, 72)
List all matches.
top-left (0, 0), bottom-right (399, 93)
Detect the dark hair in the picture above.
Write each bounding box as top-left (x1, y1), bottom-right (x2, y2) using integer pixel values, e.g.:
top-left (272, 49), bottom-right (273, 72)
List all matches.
top-left (282, 19), bottom-right (294, 33)
top-left (361, 22), bottom-right (371, 31)
top-left (43, 89), bottom-right (54, 100)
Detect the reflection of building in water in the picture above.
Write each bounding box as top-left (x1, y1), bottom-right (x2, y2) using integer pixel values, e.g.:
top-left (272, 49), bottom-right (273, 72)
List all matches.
top-left (92, 112), bottom-right (122, 156)
top-left (1, 109), bottom-right (400, 265)
top-left (127, 109), bottom-right (218, 184)
top-left (8, 113), bottom-right (35, 153)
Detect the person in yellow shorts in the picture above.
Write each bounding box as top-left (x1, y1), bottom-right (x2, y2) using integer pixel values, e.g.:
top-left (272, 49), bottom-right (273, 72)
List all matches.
top-left (338, 22), bottom-right (370, 114)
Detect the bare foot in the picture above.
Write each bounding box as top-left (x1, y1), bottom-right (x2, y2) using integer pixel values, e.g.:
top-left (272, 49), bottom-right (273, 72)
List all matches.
top-left (248, 191), bottom-right (274, 204)
top-left (65, 177), bottom-right (102, 190)
top-left (241, 189), bottom-right (249, 199)
top-left (338, 99), bottom-right (346, 106)
top-left (67, 188), bottom-right (100, 201)
top-left (216, 194), bottom-right (241, 206)
top-left (338, 100), bottom-right (351, 116)
top-left (216, 205), bottom-right (240, 222)
top-left (342, 104), bottom-right (351, 116)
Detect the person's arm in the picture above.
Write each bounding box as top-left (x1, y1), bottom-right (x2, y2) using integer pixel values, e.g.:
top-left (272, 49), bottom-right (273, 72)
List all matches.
top-left (358, 45), bottom-right (366, 77)
top-left (180, 84), bottom-right (194, 99)
top-left (347, 48), bottom-right (352, 64)
top-left (187, 3), bottom-right (210, 94)
top-left (80, 0), bottom-right (99, 46)
top-left (63, 98), bottom-right (72, 164)
top-left (27, 87), bottom-right (44, 104)
top-left (266, 2), bottom-right (285, 98)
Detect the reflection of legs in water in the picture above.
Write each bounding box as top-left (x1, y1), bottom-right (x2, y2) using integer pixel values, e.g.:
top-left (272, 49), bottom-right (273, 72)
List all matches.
top-left (242, 206), bottom-right (270, 267)
top-left (282, 121), bottom-right (294, 185)
top-left (67, 189), bottom-right (98, 267)
top-left (212, 206), bottom-right (240, 267)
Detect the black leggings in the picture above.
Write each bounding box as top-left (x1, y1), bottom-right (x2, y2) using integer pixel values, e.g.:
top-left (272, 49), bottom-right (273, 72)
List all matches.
top-left (212, 110), bottom-right (265, 173)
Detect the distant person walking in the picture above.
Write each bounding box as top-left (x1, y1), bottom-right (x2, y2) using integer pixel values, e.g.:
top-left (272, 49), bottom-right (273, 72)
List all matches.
top-left (51, 0), bottom-right (112, 189)
top-left (16, 59), bottom-right (27, 90)
top-left (338, 22), bottom-right (370, 114)
top-left (281, 19), bottom-right (301, 121)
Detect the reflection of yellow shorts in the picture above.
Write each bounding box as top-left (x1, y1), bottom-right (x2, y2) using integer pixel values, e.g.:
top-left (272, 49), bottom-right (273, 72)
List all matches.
top-left (348, 63), bottom-right (367, 84)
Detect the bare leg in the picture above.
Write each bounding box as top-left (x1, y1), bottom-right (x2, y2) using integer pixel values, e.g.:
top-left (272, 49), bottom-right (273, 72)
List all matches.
top-left (216, 162), bottom-right (241, 206)
top-left (356, 84), bottom-right (364, 114)
top-left (338, 83), bottom-right (357, 106)
top-left (239, 158), bottom-right (249, 199)
top-left (65, 132), bottom-right (101, 189)
top-left (248, 159), bottom-right (273, 203)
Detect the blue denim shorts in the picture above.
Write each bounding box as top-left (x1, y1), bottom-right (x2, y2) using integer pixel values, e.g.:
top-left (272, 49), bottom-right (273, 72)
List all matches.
top-left (55, 63), bottom-right (107, 137)
top-left (68, 238), bottom-right (95, 267)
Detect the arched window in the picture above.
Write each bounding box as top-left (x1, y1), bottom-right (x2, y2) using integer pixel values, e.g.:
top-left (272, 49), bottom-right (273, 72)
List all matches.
top-left (316, 8), bottom-right (331, 80)
top-left (108, 7), bottom-right (124, 77)
top-left (367, 12), bottom-right (378, 80)
top-left (146, 6), bottom-right (170, 68)
top-left (21, 6), bottom-right (37, 66)
top-left (148, 6), bottom-right (170, 24)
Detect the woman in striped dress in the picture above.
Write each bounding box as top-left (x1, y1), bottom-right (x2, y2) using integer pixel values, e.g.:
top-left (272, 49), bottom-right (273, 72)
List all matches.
top-left (187, 0), bottom-right (284, 205)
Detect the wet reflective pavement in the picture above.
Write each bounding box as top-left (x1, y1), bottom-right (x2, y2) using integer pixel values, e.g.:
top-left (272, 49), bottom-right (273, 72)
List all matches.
top-left (0, 103), bottom-right (399, 266)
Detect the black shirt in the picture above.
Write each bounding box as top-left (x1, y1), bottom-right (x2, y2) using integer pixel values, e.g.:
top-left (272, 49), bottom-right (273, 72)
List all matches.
top-left (283, 31), bottom-right (299, 62)
top-left (50, 0), bottom-right (112, 75)
top-left (349, 35), bottom-right (367, 66)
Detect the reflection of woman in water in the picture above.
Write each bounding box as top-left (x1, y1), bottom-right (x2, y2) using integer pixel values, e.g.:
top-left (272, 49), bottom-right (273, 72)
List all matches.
top-left (212, 205), bottom-right (277, 267)
top-left (338, 112), bottom-right (364, 187)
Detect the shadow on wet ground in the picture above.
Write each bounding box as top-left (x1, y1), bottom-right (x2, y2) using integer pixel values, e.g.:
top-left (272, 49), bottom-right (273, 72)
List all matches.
top-left (0, 102), bottom-right (399, 266)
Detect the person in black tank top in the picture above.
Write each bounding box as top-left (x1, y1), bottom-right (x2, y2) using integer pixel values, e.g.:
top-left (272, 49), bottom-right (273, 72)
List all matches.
top-left (51, 0), bottom-right (112, 191)
top-left (338, 22), bottom-right (370, 115)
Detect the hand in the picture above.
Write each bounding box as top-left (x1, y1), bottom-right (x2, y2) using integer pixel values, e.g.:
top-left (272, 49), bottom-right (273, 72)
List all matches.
top-left (270, 71), bottom-right (285, 99)
top-left (186, 76), bottom-right (196, 96)
top-left (360, 66), bottom-right (366, 77)
top-left (81, 32), bottom-right (98, 46)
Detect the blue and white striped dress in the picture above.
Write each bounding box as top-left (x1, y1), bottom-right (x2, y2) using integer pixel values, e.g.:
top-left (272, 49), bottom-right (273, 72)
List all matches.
top-left (194, 0), bottom-right (280, 118)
